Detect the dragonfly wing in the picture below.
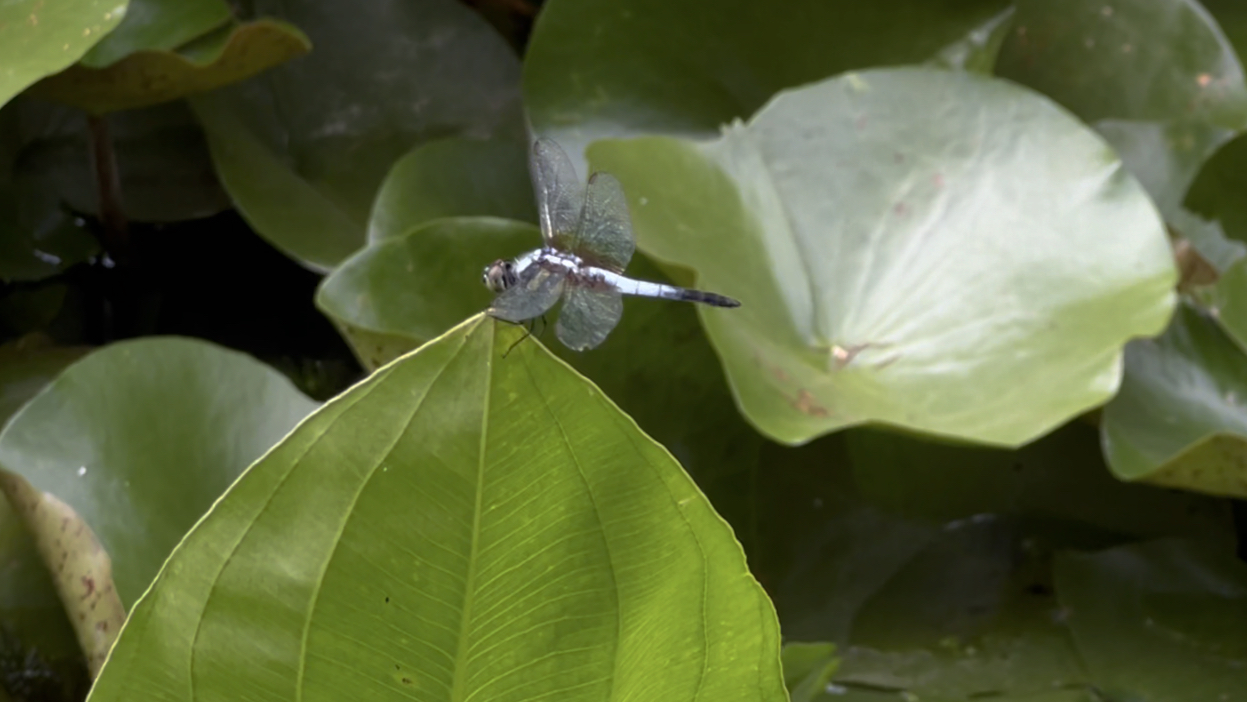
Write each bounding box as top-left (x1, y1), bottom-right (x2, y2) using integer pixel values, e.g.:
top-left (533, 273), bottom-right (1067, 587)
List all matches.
top-left (556, 286), bottom-right (624, 351)
top-left (531, 138), bottom-right (584, 250)
top-left (488, 262), bottom-right (567, 322)
top-left (572, 171), bottom-right (634, 273)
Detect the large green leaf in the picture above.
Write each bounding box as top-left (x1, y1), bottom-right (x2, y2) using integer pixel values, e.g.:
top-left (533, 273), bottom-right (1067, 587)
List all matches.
top-left (0, 337), bottom-right (318, 608)
top-left (524, 0), bottom-right (1009, 171)
top-left (589, 67), bottom-right (1176, 446)
top-left (0, 0), bottom-right (126, 108)
top-left (995, 0), bottom-right (1247, 217)
top-left (1054, 539), bottom-right (1247, 700)
top-left (190, 0), bottom-right (522, 272)
top-left (31, 19), bottom-right (311, 114)
top-left (1101, 302), bottom-right (1247, 497)
top-left (87, 316), bottom-right (785, 702)
top-left (367, 137), bottom-right (537, 244)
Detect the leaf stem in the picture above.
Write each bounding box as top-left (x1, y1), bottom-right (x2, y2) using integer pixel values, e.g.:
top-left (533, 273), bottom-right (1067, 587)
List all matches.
top-left (86, 113), bottom-right (128, 264)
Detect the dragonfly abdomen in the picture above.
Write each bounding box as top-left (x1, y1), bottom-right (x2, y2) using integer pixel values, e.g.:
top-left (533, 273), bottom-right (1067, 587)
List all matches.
top-left (594, 269), bottom-right (740, 308)
top-left (666, 288), bottom-right (741, 308)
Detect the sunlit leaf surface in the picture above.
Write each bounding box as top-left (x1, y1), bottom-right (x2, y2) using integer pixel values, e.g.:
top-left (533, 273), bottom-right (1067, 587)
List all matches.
top-left (88, 317), bottom-right (785, 702)
top-left (589, 67), bottom-right (1176, 445)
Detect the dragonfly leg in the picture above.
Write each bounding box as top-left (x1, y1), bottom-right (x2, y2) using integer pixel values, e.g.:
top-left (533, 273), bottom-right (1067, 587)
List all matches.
top-left (500, 315), bottom-right (551, 358)
top-left (503, 319), bottom-right (536, 358)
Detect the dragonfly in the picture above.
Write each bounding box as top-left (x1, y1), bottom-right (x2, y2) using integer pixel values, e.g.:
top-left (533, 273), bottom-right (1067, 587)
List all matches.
top-left (483, 138), bottom-right (740, 351)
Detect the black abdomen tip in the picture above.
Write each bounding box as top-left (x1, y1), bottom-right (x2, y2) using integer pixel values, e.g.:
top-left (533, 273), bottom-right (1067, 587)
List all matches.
top-left (683, 290), bottom-right (741, 308)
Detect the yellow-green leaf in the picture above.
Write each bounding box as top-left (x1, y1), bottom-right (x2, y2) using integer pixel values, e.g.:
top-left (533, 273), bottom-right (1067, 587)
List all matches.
top-left (88, 316), bottom-right (785, 701)
top-left (28, 19), bottom-right (310, 114)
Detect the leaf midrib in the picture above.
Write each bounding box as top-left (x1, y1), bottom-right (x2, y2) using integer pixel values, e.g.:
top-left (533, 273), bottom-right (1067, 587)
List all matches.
top-left (450, 324), bottom-right (495, 701)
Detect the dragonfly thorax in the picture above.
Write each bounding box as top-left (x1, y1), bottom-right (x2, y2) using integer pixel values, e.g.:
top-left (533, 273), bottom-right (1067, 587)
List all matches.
top-left (483, 248), bottom-right (583, 295)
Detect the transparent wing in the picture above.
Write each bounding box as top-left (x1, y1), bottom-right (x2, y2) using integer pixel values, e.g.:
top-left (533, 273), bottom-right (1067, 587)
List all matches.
top-left (555, 286), bottom-right (624, 351)
top-left (487, 262), bottom-right (567, 322)
top-left (571, 172), bottom-right (634, 273)
top-left (530, 138), bottom-right (584, 250)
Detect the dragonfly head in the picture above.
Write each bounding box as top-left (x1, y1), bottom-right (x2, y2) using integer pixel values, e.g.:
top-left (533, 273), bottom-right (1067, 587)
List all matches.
top-left (482, 259), bottom-right (517, 293)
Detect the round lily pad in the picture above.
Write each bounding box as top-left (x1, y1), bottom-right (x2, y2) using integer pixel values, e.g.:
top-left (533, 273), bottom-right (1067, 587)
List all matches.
top-left (589, 67), bottom-right (1176, 446)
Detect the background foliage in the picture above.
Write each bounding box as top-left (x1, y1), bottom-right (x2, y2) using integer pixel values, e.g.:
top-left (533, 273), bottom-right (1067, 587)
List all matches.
top-left (0, 0), bottom-right (1245, 700)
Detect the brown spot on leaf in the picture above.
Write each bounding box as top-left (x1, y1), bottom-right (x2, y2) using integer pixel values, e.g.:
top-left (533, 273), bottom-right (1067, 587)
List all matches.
top-left (752, 351), bottom-right (791, 384)
top-left (792, 389), bottom-right (829, 417)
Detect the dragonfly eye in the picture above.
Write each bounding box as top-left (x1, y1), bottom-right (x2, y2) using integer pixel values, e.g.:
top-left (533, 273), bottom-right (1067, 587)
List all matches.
top-left (483, 260), bottom-right (512, 293)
